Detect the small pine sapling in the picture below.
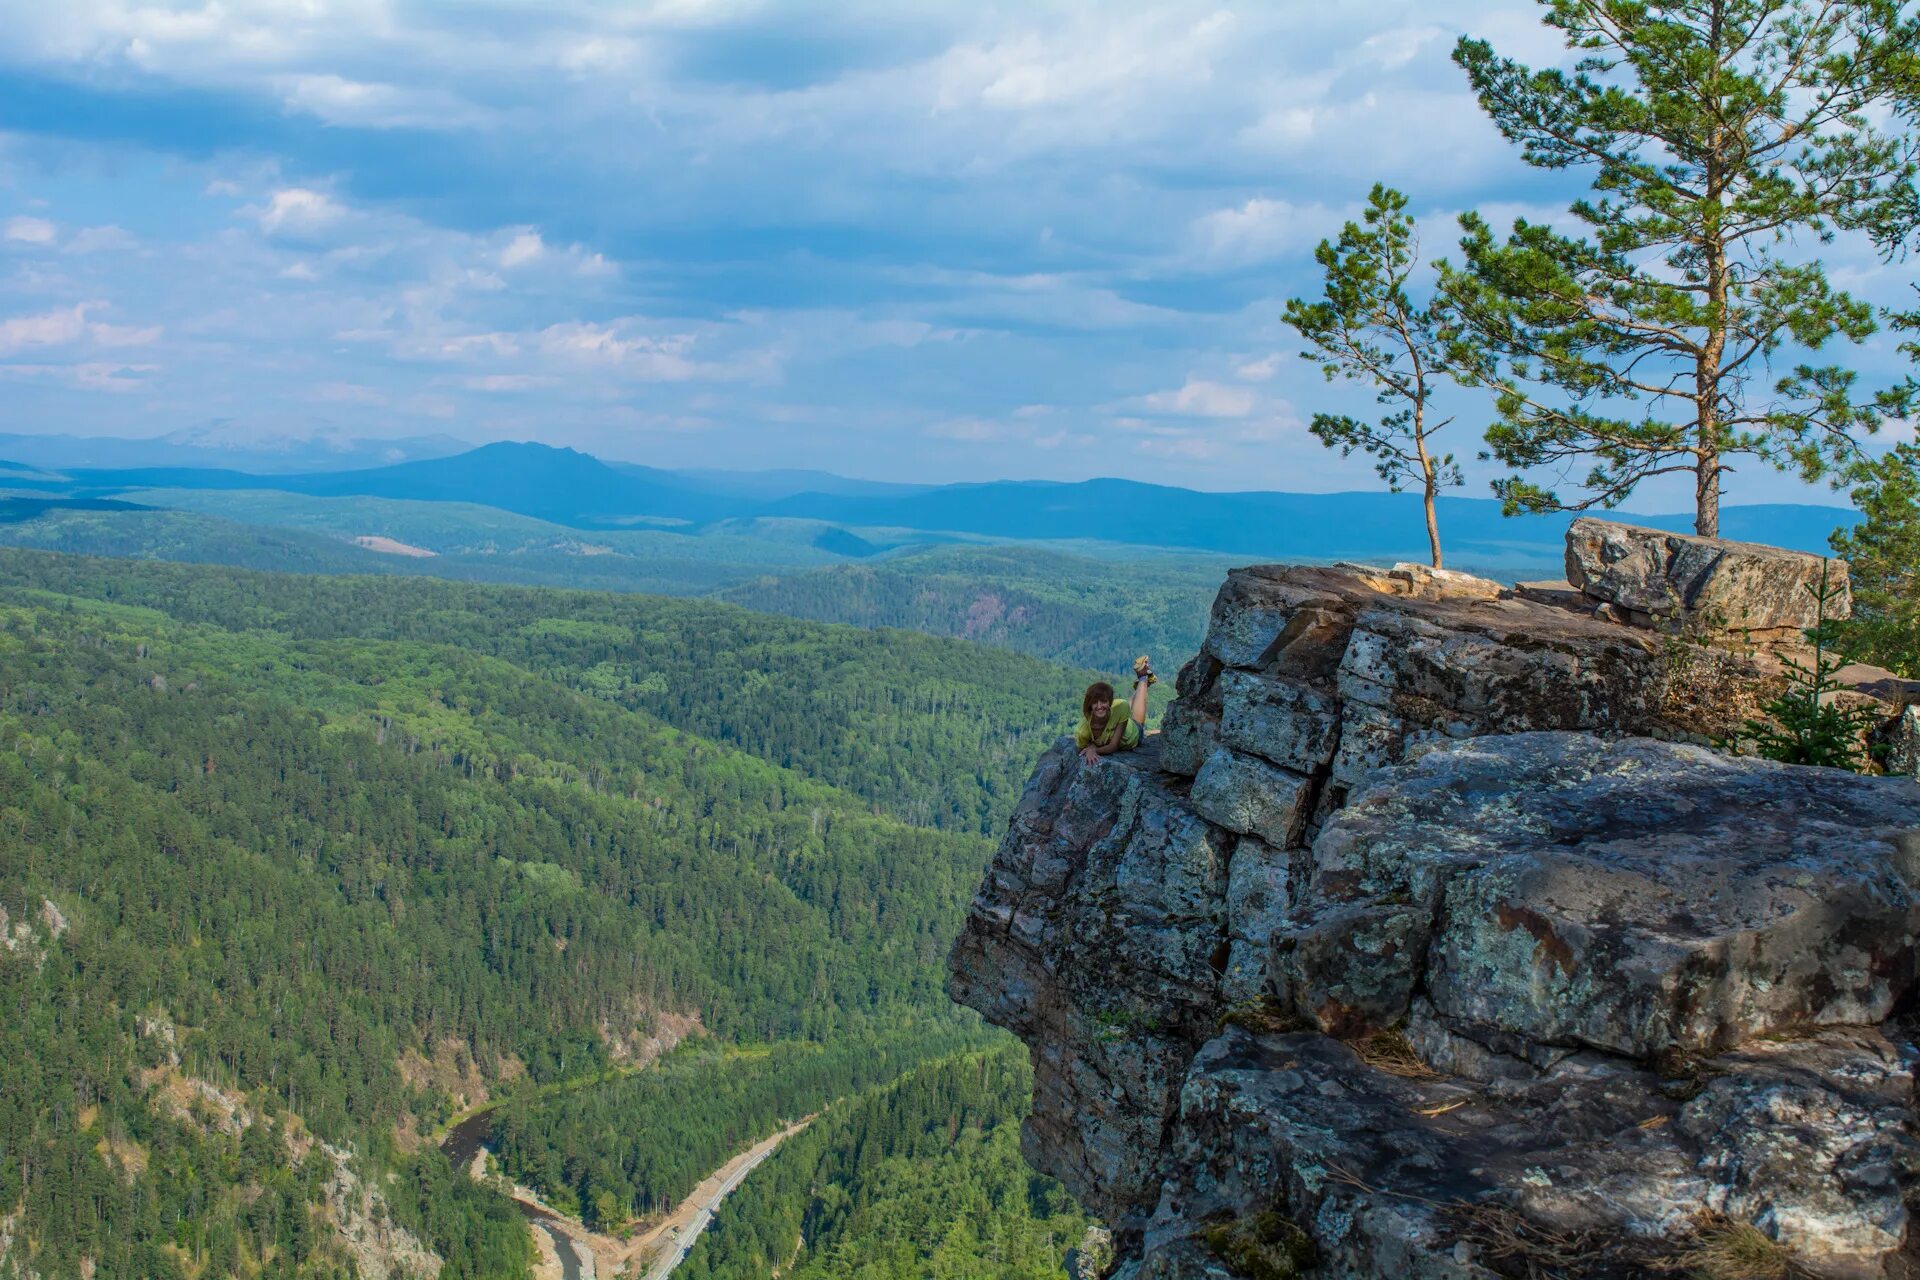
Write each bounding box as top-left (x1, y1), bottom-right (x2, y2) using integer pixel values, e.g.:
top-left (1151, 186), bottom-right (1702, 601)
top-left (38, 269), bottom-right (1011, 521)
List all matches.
top-left (1739, 561), bottom-right (1878, 770)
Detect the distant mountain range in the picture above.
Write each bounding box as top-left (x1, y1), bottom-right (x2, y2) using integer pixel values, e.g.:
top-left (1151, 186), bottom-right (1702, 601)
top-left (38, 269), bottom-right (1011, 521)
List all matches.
top-left (28, 439), bottom-right (1858, 571)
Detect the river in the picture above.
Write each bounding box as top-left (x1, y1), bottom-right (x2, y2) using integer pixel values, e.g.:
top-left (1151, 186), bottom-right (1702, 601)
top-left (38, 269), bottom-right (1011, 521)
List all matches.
top-left (439, 1105), bottom-right (804, 1280)
top-left (440, 1109), bottom-right (593, 1280)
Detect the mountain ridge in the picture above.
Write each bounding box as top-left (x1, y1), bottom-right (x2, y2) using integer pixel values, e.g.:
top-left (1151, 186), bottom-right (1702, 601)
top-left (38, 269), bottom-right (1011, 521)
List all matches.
top-left (44, 439), bottom-right (1859, 566)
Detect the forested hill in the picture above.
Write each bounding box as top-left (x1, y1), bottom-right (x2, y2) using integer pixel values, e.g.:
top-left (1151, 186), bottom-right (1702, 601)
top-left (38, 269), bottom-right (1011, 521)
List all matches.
top-left (717, 545), bottom-right (1219, 669)
top-left (0, 549), bottom-right (1095, 834)
top-left (0, 547), bottom-right (1090, 1278)
top-left (680, 1046), bottom-right (1092, 1280)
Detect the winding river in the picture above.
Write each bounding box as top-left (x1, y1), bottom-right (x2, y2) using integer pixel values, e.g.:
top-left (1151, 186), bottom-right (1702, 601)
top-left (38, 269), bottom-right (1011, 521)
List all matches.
top-left (440, 1105), bottom-right (809, 1280)
top-left (440, 1109), bottom-right (593, 1280)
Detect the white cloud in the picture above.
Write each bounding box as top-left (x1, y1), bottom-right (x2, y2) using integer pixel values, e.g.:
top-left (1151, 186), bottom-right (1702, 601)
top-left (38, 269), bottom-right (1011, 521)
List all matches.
top-left (0, 361), bottom-right (160, 392)
top-left (1360, 24), bottom-right (1447, 71)
top-left (1134, 435), bottom-right (1220, 461)
top-left (414, 331), bottom-right (522, 361)
top-left (1236, 353), bottom-right (1285, 382)
top-left (925, 417), bottom-right (1008, 442)
top-left (5, 216), bottom-right (57, 245)
top-left (462, 373), bottom-right (554, 392)
top-left (274, 74), bottom-right (489, 130)
top-left (309, 380), bottom-right (387, 405)
top-left (88, 321), bottom-right (162, 347)
top-left (1136, 378), bottom-right (1257, 419)
top-left (256, 188), bottom-right (348, 238)
top-left (0, 304), bottom-right (92, 351)
top-left (64, 224), bottom-right (137, 253)
top-left (536, 322), bottom-right (707, 379)
top-left (1186, 197), bottom-right (1335, 269)
top-left (499, 230), bottom-right (547, 269)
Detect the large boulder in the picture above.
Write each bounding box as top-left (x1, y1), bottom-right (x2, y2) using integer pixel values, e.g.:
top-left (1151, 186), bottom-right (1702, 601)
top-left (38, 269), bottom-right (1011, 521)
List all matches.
top-left (1166, 561), bottom-right (1778, 824)
top-left (1565, 516), bottom-right (1850, 634)
top-left (1278, 734), bottom-right (1920, 1056)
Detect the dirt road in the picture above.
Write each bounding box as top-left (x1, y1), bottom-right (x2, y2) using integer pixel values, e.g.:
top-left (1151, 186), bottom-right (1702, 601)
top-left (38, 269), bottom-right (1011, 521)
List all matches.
top-left (495, 1117), bottom-right (812, 1278)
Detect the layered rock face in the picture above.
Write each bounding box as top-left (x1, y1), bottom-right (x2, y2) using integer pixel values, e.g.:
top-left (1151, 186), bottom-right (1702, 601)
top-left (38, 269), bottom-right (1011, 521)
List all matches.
top-left (1564, 516), bottom-right (1851, 636)
top-left (949, 547), bottom-right (1920, 1279)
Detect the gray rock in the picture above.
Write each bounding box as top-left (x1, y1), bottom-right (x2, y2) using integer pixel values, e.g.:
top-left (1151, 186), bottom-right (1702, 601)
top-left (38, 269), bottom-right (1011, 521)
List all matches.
top-left (1155, 700), bottom-right (1220, 778)
top-left (951, 546), bottom-right (1920, 1279)
top-left (1566, 515), bottom-right (1851, 632)
top-left (1215, 670), bottom-right (1341, 773)
top-left (1679, 1030), bottom-right (1920, 1272)
top-left (1892, 704), bottom-right (1920, 783)
top-left (1221, 837), bottom-right (1290, 1004)
top-left (1301, 734), bottom-right (1920, 1055)
top-left (948, 740), bottom-right (1233, 1226)
top-left (1188, 748), bottom-right (1315, 848)
top-left (1382, 561), bottom-right (1505, 601)
top-left (1136, 1024), bottom-right (1917, 1280)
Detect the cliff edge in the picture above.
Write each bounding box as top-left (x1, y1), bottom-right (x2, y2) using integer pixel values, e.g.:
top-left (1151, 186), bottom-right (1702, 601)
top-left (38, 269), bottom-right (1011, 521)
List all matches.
top-left (949, 526), bottom-right (1920, 1279)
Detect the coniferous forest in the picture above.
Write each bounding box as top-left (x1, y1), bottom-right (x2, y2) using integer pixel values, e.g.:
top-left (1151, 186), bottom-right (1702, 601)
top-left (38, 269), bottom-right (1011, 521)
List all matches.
top-left (0, 547), bottom-right (1093, 1278)
top-left (679, 1047), bottom-right (1091, 1280)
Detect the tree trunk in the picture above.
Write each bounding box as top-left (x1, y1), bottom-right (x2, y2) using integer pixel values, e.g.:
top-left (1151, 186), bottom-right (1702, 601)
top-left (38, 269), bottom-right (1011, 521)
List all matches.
top-left (1412, 393), bottom-right (1442, 567)
top-left (1424, 480), bottom-right (1443, 568)
top-left (1695, 441), bottom-right (1721, 539)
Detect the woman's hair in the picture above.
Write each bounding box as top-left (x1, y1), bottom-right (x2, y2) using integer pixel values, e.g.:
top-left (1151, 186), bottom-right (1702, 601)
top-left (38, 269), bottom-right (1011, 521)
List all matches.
top-left (1082, 681), bottom-right (1116, 719)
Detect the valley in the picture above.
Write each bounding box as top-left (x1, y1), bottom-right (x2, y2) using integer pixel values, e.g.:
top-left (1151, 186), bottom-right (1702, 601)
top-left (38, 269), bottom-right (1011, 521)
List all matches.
top-left (0, 547), bottom-right (1090, 1278)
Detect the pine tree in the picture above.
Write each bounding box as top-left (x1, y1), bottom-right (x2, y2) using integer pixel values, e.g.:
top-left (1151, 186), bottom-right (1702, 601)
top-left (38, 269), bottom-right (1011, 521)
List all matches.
top-left (1831, 443), bottom-right (1920, 676)
top-left (1740, 561), bottom-right (1877, 769)
top-left (1284, 185), bottom-right (1485, 568)
top-left (1443, 0), bottom-right (1920, 536)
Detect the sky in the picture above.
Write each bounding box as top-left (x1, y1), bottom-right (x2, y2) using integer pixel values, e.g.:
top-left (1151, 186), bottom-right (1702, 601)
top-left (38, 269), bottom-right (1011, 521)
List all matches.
top-left (0, 0), bottom-right (1913, 505)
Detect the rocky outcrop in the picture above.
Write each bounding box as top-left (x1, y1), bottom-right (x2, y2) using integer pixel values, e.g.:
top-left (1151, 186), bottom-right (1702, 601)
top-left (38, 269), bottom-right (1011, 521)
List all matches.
top-left (1158, 559), bottom-right (1775, 841)
top-left (949, 734), bottom-right (1232, 1215)
top-left (949, 549), bottom-right (1920, 1279)
top-left (1565, 516), bottom-right (1850, 636)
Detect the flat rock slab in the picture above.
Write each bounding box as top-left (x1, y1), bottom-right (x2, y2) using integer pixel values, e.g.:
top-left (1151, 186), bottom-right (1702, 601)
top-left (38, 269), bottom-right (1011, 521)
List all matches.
top-left (1292, 734), bottom-right (1920, 1057)
top-left (1566, 516), bottom-right (1850, 631)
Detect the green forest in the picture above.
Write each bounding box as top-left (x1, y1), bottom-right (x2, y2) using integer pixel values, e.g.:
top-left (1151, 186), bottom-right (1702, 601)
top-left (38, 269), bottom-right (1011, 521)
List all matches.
top-left (680, 1047), bottom-right (1091, 1280)
top-left (716, 544), bottom-right (1220, 669)
top-left (0, 496), bottom-right (1220, 671)
top-left (0, 547), bottom-right (1096, 1278)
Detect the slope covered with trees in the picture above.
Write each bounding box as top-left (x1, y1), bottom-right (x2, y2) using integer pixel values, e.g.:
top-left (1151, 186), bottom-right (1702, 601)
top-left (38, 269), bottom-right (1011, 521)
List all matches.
top-left (717, 545), bottom-right (1221, 669)
top-left (0, 548), bottom-right (1088, 1278)
top-left (0, 552), bottom-right (1091, 834)
top-left (679, 1047), bottom-right (1091, 1280)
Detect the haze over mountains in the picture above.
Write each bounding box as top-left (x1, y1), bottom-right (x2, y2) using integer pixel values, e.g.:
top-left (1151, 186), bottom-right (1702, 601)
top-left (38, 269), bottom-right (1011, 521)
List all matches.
top-left (0, 425), bottom-right (470, 474)
top-left (4, 435), bottom-right (1859, 569)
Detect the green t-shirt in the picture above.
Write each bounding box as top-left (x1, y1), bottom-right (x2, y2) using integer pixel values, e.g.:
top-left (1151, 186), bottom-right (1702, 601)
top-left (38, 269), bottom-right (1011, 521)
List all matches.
top-left (1075, 707), bottom-right (1141, 751)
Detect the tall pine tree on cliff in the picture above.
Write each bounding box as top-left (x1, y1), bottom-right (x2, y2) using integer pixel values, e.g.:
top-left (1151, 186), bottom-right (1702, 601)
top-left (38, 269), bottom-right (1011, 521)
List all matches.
top-left (1441, 0), bottom-right (1920, 537)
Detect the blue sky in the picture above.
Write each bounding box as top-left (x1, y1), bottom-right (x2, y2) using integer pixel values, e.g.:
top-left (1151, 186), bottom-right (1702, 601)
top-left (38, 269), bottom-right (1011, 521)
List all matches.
top-left (0, 1), bottom-right (1910, 503)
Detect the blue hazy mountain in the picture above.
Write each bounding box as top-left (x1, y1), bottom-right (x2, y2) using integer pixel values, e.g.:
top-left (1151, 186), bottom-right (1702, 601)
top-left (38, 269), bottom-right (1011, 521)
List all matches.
top-left (49, 440), bottom-right (1858, 568)
top-left (658, 466), bottom-right (932, 501)
top-left (67, 442), bottom-right (735, 525)
top-left (763, 478), bottom-right (1856, 565)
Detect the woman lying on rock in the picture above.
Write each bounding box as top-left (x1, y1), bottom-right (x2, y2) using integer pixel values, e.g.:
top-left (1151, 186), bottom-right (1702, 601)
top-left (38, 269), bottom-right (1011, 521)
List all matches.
top-left (1078, 657), bottom-right (1155, 765)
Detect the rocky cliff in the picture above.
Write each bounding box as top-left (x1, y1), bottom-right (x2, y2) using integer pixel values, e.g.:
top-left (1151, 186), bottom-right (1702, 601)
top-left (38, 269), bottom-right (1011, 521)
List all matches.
top-left (949, 527), bottom-right (1920, 1279)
